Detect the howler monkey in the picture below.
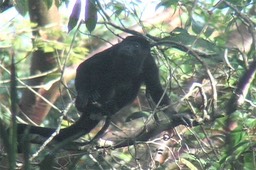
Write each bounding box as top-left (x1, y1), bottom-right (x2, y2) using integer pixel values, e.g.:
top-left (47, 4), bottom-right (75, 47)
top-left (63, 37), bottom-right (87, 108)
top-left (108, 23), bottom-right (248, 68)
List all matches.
top-left (18, 36), bottom-right (194, 142)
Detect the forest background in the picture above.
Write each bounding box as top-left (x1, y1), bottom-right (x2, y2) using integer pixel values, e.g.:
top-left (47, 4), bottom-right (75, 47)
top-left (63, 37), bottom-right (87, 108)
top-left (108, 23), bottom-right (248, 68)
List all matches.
top-left (0, 0), bottom-right (256, 169)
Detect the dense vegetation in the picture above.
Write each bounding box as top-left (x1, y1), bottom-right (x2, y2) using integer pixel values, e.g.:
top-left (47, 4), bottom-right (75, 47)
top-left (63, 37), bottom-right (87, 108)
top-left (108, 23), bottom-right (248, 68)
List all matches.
top-left (0, 0), bottom-right (255, 169)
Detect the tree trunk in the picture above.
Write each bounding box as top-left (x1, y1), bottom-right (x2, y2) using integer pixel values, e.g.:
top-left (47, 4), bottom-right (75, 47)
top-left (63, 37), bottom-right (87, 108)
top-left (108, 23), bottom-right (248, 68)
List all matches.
top-left (19, 0), bottom-right (62, 124)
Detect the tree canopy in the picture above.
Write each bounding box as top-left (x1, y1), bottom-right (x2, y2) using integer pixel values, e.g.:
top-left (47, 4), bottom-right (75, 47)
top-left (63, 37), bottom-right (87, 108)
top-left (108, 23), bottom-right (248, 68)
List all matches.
top-left (0, 0), bottom-right (256, 169)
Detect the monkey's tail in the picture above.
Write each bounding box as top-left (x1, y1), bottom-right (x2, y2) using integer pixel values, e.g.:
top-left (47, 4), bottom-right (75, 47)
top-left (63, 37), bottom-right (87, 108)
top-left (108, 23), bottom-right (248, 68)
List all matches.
top-left (17, 123), bottom-right (56, 138)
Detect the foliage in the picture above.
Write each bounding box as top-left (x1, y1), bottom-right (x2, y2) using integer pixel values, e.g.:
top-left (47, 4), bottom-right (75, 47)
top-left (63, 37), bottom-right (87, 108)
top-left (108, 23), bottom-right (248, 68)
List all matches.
top-left (0, 0), bottom-right (256, 169)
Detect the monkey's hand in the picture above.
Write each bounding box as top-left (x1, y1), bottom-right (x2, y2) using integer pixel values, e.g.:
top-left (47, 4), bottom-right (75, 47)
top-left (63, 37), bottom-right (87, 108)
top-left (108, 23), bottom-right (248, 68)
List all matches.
top-left (170, 112), bottom-right (199, 127)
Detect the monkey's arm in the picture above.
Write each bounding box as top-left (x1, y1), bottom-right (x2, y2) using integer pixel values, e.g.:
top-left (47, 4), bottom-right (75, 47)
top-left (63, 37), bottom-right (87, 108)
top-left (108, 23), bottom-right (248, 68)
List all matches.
top-left (143, 55), bottom-right (195, 126)
top-left (143, 55), bottom-right (174, 109)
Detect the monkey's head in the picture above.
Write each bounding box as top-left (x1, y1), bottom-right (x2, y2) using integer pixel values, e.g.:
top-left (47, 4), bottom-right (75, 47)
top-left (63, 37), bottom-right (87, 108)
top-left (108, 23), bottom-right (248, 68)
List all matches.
top-left (117, 36), bottom-right (151, 57)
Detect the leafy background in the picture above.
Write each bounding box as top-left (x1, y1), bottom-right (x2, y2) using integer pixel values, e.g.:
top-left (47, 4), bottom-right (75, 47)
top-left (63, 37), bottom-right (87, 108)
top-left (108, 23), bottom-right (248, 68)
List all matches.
top-left (0, 0), bottom-right (256, 169)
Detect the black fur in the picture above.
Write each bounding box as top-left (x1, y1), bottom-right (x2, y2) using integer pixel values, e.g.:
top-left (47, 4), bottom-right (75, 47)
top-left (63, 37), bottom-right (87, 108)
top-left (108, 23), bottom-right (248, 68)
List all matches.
top-left (18, 36), bottom-right (193, 142)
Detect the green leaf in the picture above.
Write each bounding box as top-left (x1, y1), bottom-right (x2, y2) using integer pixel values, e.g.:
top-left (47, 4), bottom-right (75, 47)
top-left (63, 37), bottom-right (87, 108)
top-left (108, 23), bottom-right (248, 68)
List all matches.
top-left (168, 28), bottom-right (221, 56)
top-left (125, 111), bottom-right (149, 122)
top-left (191, 18), bottom-right (214, 37)
top-left (43, 72), bottom-right (61, 90)
top-left (14, 0), bottom-right (28, 16)
top-left (156, 0), bottom-right (179, 9)
top-left (85, 0), bottom-right (97, 32)
top-left (68, 18), bottom-right (79, 33)
top-left (243, 152), bottom-right (255, 170)
top-left (68, 0), bottom-right (81, 32)
top-left (85, 18), bottom-right (97, 33)
top-left (216, 0), bottom-right (252, 9)
top-left (112, 2), bottom-right (126, 16)
top-left (45, 0), bottom-right (53, 9)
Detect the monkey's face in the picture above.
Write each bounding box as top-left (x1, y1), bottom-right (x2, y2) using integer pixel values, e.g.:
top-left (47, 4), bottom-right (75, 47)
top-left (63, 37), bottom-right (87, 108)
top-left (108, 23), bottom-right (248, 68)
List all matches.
top-left (117, 36), bottom-right (150, 58)
top-left (112, 37), bottom-right (150, 76)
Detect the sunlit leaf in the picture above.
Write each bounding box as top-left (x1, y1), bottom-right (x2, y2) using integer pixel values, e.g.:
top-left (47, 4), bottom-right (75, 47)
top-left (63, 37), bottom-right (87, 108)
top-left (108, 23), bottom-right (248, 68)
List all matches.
top-left (112, 2), bottom-right (126, 17)
top-left (168, 28), bottom-right (221, 56)
top-left (14, 0), bottom-right (28, 16)
top-left (43, 72), bottom-right (61, 90)
top-left (156, 0), bottom-right (179, 9)
top-left (191, 18), bottom-right (214, 37)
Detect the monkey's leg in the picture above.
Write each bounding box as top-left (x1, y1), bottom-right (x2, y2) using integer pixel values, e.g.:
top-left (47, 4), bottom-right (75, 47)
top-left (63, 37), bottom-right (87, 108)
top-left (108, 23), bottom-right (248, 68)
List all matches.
top-left (87, 117), bottom-right (111, 144)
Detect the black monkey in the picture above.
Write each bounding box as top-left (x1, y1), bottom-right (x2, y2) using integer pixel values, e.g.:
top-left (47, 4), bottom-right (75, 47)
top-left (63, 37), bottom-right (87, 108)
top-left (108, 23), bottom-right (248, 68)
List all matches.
top-left (18, 36), bottom-right (194, 142)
